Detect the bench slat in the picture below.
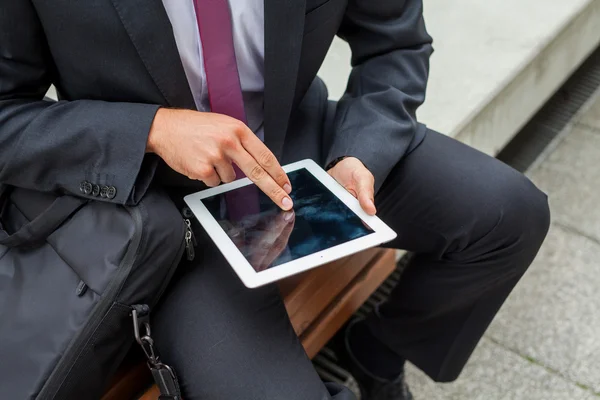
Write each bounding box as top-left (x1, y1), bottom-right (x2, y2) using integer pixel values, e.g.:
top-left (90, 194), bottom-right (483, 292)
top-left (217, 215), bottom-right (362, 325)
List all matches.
top-left (280, 248), bottom-right (382, 336)
top-left (299, 249), bottom-right (396, 359)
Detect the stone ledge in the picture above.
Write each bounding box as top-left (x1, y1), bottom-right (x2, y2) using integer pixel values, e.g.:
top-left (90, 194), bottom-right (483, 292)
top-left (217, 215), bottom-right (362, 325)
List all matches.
top-left (319, 0), bottom-right (600, 156)
top-left (452, 0), bottom-right (600, 155)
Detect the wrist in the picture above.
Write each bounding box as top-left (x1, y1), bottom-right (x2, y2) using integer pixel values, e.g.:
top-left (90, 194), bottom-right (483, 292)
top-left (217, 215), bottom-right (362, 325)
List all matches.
top-left (146, 108), bottom-right (169, 154)
top-left (326, 156), bottom-right (348, 171)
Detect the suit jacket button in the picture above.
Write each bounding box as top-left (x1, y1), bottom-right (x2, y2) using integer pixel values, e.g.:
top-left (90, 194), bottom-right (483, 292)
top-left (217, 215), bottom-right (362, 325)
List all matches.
top-left (107, 186), bottom-right (117, 199)
top-left (80, 181), bottom-right (93, 195)
top-left (92, 184), bottom-right (100, 197)
top-left (100, 186), bottom-right (109, 198)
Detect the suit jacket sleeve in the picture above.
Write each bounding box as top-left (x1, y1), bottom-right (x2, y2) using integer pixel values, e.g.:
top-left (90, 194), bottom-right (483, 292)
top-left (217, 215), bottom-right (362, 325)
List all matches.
top-left (327, 0), bottom-right (434, 193)
top-left (0, 0), bottom-right (160, 205)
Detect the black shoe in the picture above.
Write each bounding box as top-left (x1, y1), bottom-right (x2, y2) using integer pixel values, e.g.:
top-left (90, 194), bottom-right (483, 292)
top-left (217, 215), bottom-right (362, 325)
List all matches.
top-left (331, 321), bottom-right (413, 400)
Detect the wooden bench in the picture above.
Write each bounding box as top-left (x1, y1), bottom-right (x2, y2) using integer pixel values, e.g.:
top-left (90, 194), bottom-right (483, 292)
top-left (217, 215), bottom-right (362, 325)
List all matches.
top-left (102, 248), bottom-right (396, 400)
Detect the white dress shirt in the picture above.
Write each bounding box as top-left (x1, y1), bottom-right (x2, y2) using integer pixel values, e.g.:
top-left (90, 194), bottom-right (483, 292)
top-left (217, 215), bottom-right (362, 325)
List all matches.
top-left (162, 0), bottom-right (265, 139)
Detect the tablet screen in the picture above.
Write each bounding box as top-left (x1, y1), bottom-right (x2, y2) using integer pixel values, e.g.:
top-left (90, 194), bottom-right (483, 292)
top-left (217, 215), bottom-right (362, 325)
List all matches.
top-left (202, 168), bottom-right (374, 272)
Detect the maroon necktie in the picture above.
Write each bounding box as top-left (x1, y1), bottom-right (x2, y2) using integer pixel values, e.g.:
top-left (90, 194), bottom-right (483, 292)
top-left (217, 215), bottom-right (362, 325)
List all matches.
top-left (193, 0), bottom-right (259, 220)
top-left (193, 0), bottom-right (247, 124)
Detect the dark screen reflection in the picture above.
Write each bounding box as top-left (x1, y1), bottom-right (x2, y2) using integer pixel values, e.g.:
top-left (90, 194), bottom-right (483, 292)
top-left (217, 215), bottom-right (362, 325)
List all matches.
top-left (203, 168), bottom-right (373, 271)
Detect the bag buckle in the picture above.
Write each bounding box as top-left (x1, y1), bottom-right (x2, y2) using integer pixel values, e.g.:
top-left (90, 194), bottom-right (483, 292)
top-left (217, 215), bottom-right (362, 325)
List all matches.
top-left (131, 305), bottom-right (183, 400)
top-left (132, 305), bottom-right (157, 363)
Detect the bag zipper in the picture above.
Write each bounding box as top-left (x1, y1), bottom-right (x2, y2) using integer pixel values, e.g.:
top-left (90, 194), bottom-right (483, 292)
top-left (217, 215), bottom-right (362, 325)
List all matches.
top-left (151, 217), bottom-right (192, 308)
top-left (38, 205), bottom-right (190, 398)
top-left (127, 215), bottom-right (197, 397)
top-left (184, 219), bottom-right (197, 261)
top-left (75, 280), bottom-right (88, 297)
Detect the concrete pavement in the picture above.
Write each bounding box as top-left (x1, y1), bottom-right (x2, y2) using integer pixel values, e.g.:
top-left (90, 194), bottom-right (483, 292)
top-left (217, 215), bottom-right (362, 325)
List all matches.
top-left (403, 89), bottom-right (600, 399)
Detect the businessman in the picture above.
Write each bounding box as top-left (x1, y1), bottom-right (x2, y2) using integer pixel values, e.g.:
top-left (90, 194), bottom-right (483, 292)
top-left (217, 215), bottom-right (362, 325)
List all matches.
top-left (0, 0), bottom-right (550, 399)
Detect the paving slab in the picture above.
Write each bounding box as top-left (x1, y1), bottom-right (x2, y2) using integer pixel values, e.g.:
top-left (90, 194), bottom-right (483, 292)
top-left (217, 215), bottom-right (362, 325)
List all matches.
top-left (486, 223), bottom-right (600, 394)
top-left (567, 347), bottom-right (600, 396)
top-left (405, 338), bottom-right (594, 400)
top-left (527, 125), bottom-right (600, 241)
top-left (578, 91), bottom-right (600, 129)
top-left (506, 372), bottom-right (598, 400)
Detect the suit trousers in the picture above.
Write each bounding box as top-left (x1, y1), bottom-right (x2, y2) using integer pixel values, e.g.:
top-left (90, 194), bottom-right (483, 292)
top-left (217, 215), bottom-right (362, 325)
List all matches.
top-left (152, 129), bottom-right (550, 399)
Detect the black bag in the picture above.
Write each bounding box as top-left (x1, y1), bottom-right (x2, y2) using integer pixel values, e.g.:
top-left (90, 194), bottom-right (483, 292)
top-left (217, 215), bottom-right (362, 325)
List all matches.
top-left (0, 185), bottom-right (194, 399)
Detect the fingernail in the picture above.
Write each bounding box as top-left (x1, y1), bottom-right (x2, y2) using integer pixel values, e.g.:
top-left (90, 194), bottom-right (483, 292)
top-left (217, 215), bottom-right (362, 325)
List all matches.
top-left (284, 210), bottom-right (295, 222)
top-left (282, 197), bottom-right (293, 210)
top-left (283, 183), bottom-right (292, 194)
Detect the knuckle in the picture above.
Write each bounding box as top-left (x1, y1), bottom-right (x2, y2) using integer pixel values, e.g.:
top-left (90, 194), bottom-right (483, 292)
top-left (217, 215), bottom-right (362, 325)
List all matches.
top-left (258, 151), bottom-right (275, 168)
top-left (250, 165), bottom-right (265, 180)
top-left (275, 171), bottom-right (288, 184)
top-left (213, 148), bottom-right (225, 161)
top-left (232, 120), bottom-right (248, 137)
top-left (196, 164), bottom-right (214, 179)
top-left (185, 171), bottom-right (197, 180)
top-left (222, 171), bottom-right (236, 183)
top-left (219, 133), bottom-right (237, 150)
top-left (270, 187), bottom-right (284, 199)
top-left (206, 152), bottom-right (221, 164)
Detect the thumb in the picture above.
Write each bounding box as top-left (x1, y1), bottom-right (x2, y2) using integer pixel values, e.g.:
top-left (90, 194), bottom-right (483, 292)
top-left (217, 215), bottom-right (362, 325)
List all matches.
top-left (354, 169), bottom-right (376, 216)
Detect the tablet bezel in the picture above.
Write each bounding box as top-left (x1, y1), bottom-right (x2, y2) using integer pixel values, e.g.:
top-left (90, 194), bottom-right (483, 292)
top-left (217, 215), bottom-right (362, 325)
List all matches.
top-left (184, 159), bottom-right (397, 288)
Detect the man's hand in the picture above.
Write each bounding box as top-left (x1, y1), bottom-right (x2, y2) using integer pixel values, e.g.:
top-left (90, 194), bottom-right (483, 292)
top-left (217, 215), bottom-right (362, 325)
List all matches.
top-left (327, 157), bottom-right (377, 216)
top-left (147, 108), bottom-right (293, 210)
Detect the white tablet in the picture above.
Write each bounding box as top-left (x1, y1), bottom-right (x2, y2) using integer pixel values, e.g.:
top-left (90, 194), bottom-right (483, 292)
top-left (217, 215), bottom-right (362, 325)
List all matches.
top-left (184, 159), bottom-right (397, 288)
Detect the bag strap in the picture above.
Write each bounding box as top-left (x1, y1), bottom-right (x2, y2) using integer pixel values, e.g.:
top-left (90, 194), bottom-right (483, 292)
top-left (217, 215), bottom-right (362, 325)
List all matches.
top-left (0, 186), bottom-right (87, 248)
top-left (131, 305), bottom-right (183, 400)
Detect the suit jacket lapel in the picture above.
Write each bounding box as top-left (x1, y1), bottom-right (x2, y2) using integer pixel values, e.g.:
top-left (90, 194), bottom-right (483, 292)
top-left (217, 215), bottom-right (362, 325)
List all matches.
top-left (110, 0), bottom-right (196, 109)
top-left (110, 0), bottom-right (305, 154)
top-left (264, 0), bottom-right (306, 160)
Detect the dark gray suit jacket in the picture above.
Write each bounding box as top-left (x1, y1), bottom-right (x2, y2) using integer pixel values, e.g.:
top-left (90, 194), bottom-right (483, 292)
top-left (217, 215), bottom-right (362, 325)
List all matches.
top-left (0, 0), bottom-right (433, 205)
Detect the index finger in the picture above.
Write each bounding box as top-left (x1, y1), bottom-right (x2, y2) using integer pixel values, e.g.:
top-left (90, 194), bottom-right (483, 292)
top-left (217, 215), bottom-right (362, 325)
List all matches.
top-left (239, 132), bottom-right (291, 194)
top-left (230, 149), bottom-right (294, 211)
